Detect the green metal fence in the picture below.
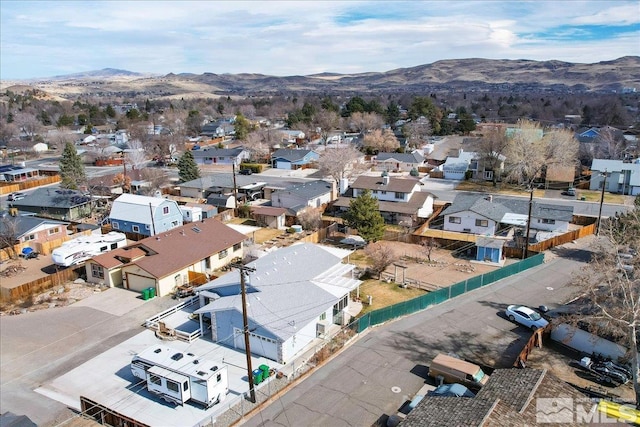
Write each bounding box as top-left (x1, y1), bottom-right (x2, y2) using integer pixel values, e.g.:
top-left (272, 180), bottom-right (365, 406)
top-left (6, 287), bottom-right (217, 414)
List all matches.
top-left (353, 253), bottom-right (545, 334)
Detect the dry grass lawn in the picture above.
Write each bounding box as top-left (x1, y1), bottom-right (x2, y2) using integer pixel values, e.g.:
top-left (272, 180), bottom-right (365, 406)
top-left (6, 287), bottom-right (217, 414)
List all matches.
top-left (455, 180), bottom-right (545, 197)
top-left (356, 279), bottom-right (427, 315)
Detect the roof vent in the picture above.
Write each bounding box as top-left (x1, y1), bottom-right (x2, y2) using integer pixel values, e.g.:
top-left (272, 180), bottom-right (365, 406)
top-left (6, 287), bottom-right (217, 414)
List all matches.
top-left (171, 352), bottom-right (184, 361)
top-left (192, 226), bottom-right (201, 233)
top-left (154, 348), bottom-right (162, 353)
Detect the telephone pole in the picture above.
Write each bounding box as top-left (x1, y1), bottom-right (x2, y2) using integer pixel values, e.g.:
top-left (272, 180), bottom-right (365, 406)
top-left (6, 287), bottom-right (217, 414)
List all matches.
top-left (596, 170), bottom-right (607, 236)
top-left (522, 189), bottom-right (533, 259)
top-left (232, 262), bottom-right (257, 403)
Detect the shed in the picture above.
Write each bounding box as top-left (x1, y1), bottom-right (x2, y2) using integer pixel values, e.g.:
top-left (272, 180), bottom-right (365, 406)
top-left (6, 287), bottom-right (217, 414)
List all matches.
top-left (475, 237), bottom-right (505, 263)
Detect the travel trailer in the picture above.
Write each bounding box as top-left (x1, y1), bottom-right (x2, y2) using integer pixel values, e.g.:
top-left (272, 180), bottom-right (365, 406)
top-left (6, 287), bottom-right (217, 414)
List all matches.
top-left (51, 232), bottom-right (127, 267)
top-left (131, 345), bottom-right (229, 408)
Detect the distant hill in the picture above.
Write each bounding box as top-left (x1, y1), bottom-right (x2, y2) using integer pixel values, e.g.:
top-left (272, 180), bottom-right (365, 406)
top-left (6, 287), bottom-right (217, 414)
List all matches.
top-left (5, 57), bottom-right (639, 99)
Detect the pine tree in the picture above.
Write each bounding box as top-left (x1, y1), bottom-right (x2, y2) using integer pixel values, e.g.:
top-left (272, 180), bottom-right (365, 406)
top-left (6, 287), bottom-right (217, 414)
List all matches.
top-left (59, 141), bottom-right (86, 189)
top-left (177, 151), bottom-right (200, 183)
top-left (343, 189), bottom-right (385, 243)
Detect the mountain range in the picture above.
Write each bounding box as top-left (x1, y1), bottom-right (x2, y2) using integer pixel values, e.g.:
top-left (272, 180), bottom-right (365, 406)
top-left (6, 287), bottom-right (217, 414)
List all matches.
top-left (3, 57), bottom-right (639, 99)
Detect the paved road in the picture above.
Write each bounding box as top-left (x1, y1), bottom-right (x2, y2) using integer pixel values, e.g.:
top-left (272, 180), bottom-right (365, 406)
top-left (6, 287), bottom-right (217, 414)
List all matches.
top-left (241, 240), bottom-right (594, 427)
top-left (0, 289), bottom-right (179, 426)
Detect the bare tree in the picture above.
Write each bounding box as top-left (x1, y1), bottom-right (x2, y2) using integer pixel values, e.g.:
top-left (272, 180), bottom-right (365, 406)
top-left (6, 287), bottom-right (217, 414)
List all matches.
top-left (138, 168), bottom-right (169, 196)
top-left (0, 122), bottom-right (18, 147)
top-left (0, 215), bottom-right (20, 259)
top-left (570, 206), bottom-right (640, 406)
top-left (313, 110), bottom-right (341, 145)
top-left (505, 120), bottom-right (578, 188)
top-left (363, 128), bottom-right (400, 153)
top-left (348, 112), bottom-right (384, 135)
top-left (595, 127), bottom-right (629, 160)
top-left (297, 208), bottom-right (322, 231)
top-left (243, 130), bottom-right (271, 162)
top-left (125, 139), bottom-right (148, 172)
top-left (421, 238), bottom-right (440, 262)
top-left (13, 111), bottom-right (41, 141)
top-left (317, 145), bottom-right (362, 184)
top-left (475, 126), bottom-right (510, 186)
top-left (364, 242), bottom-right (397, 279)
top-left (402, 118), bottom-right (432, 149)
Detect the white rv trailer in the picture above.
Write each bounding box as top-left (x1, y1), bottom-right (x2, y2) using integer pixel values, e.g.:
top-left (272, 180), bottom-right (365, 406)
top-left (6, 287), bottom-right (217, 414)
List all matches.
top-left (131, 345), bottom-right (229, 408)
top-left (51, 231), bottom-right (127, 267)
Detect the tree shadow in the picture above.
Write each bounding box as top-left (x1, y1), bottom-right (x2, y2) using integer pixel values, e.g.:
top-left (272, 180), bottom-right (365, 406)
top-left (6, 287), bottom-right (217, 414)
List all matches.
top-left (41, 264), bottom-right (63, 274)
top-left (549, 246), bottom-right (593, 262)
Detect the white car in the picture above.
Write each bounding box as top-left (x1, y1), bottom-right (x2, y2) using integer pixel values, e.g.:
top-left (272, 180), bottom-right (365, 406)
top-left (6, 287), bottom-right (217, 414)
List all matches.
top-left (505, 305), bottom-right (549, 330)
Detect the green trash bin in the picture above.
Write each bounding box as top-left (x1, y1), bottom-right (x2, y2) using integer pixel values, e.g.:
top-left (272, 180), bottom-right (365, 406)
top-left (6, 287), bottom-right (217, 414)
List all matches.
top-left (142, 288), bottom-right (150, 300)
top-left (253, 368), bottom-right (263, 385)
top-left (259, 364), bottom-right (270, 378)
top-left (148, 287), bottom-right (156, 298)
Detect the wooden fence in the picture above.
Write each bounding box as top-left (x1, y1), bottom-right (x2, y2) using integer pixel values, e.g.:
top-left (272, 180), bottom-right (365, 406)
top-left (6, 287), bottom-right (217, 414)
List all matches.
top-left (513, 326), bottom-right (548, 368)
top-left (527, 223), bottom-right (596, 253)
top-left (0, 175), bottom-right (61, 195)
top-left (1, 267), bottom-right (79, 300)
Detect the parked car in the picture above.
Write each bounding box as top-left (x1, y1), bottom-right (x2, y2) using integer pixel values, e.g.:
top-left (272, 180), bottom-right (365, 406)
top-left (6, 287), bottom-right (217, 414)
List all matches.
top-left (428, 383), bottom-right (475, 398)
top-left (239, 168), bottom-right (253, 175)
top-left (561, 188), bottom-right (576, 197)
top-left (8, 192), bottom-right (25, 201)
top-left (505, 305), bottom-right (549, 330)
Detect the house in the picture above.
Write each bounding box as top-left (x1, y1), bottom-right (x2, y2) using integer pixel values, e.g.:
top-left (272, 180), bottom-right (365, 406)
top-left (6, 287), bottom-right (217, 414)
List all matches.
top-left (191, 147), bottom-right (249, 166)
top-left (403, 368), bottom-right (585, 426)
top-left (250, 206), bottom-right (287, 229)
top-left (373, 151), bottom-right (424, 172)
top-left (0, 165), bottom-right (41, 182)
top-left (590, 158), bottom-right (640, 196)
top-left (201, 120), bottom-right (235, 138)
top-left (85, 219), bottom-right (246, 295)
top-left (441, 148), bottom-right (506, 181)
top-left (184, 202), bottom-right (217, 219)
top-left (332, 175), bottom-right (434, 226)
top-left (278, 129), bottom-right (305, 144)
top-left (108, 194), bottom-right (183, 237)
top-left (194, 243), bottom-right (361, 363)
top-left (271, 148), bottom-right (319, 170)
top-left (270, 180), bottom-right (335, 216)
top-left (8, 188), bottom-right (94, 221)
top-left (441, 194), bottom-right (574, 236)
top-left (442, 149), bottom-right (477, 180)
top-left (0, 212), bottom-right (68, 255)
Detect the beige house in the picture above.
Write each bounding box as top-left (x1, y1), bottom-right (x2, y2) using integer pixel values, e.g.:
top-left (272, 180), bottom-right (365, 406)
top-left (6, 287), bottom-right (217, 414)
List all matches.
top-left (85, 219), bottom-right (246, 296)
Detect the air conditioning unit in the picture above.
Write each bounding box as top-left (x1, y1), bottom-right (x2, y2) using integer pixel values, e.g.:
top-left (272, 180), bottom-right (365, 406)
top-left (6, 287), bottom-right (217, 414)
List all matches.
top-left (316, 320), bottom-right (330, 337)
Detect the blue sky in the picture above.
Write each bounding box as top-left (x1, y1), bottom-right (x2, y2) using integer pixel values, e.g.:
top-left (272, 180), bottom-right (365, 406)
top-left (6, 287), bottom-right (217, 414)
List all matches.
top-left (1, 0), bottom-right (639, 80)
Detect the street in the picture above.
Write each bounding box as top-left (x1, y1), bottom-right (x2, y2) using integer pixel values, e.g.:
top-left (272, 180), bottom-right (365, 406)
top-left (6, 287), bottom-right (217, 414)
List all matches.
top-left (241, 239), bottom-right (593, 427)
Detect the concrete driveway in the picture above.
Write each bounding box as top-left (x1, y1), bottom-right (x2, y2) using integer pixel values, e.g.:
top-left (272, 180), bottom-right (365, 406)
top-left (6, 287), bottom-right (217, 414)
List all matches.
top-left (241, 239), bottom-right (593, 427)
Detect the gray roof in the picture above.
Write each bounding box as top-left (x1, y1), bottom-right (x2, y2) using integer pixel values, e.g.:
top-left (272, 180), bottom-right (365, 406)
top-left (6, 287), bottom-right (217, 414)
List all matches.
top-left (277, 180), bottom-right (334, 200)
top-left (476, 368), bottom-right (545, 413)
top-left (191, 147), bottom-right (245, 158)
top-left (271, 148), bottom-right (315, 162)
top-left (475, 237), bottom-right (506, 249)
top-left (0, 214), bottom-right (68, 238)
top-left (196, 243), bottom-right (360, 341)
top-left (8, 188), bottom-right (92, 209)
top-left (376, 151), bottom-right (424, 164)
top-left (179, 172), bottom-right (312, 192)
top-left (402, 396), bottom-right (497, 427)
top-left (441, 194), bottom-right (574, 222)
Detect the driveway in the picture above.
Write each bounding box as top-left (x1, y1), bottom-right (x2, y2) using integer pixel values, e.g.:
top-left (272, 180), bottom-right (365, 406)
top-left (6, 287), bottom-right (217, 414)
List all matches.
top-left (241, 239), bottom-right (593, 427)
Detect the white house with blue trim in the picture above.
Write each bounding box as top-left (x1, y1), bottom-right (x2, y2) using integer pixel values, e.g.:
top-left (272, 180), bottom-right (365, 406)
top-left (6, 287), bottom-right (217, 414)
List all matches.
top-left (271, 148), bottom-right (319, 170)
top-left (108, 194), bottom-right (183, 237)
top-left (194, 243), bottom-right (361, 364)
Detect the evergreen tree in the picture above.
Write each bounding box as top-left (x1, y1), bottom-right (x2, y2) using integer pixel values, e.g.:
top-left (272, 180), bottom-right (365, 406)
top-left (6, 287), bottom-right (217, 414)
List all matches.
top-left (343, 189), bottom-right (385, 243)
top-left (59, 141), bottom-right (86, 189)
top-left (177, 151), bottom-right (200, 183)
top-left (233, 113), bottom-right (251, 141)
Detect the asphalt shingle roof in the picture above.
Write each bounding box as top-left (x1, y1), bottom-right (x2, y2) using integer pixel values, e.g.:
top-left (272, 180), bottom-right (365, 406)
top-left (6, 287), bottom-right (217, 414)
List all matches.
top-left (376, 151), bottom-right (424, 164)
top-left (0, 215), bottom-right (68, 238)
top-left (9, 188), bottom-right (92, 209)
top-left (351, 176), bottom-right (420, 193)
top-left (271, 148), bottom-right (316, 162)
top-left (441, 194), bottom-right (574, 222)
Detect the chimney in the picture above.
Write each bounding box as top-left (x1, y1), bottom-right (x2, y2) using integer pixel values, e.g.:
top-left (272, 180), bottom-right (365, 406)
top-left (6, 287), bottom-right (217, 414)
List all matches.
top-left (382, 175), bottom-right (390, 185)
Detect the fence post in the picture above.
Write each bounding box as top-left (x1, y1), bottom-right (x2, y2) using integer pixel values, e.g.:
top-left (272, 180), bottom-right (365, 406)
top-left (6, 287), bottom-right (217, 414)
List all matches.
top-left (448, 285), bottom-right (452, 299)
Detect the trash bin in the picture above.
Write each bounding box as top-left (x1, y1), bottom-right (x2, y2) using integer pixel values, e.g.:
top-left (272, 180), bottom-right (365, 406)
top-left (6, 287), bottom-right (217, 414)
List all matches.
top-left (259, 364), bottom-right (270, 378)
top-left (148, 287), bottom-right (156, 298)
top-left (142, 289), bottom-right (150, 300)
top-left (253, 368), bottom-right (263, 385)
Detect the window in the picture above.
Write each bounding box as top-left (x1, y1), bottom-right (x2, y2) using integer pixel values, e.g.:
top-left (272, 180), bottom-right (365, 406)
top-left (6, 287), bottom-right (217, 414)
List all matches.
top-left (449, 216), bottom-right (461, 224)
top-left (163, 206), bottom-right (169, 215)
top-left (171, 221), bottom-right (179, 227)
top-left (319, 312), bottom-right (326, 321)
top-left (112, 221), bottom-right (119, 229)
top-left (100, 246), bottom-right (107, 252)
top-left (166, 380), bottom-right (179, 393)
top-left (149, 374), bottom-right (161, 385)
top-left (217, 373), bottom-right (222, 382)
top-left (23, 234), bottom-right (36, 241)
top-left (540, 219), bottom-right (556, 224)
top-left (183, 382), bottom-right (189, 391)
top-left (204, 257), bottom-right (211, 269)
top-left (233, 243), bottom-right (241, 252)
top-left (380, 191), bottom-right (387, 195)
top-left (48, 227), bottom-right (60, 235)
top-left (395, 192), bottom-right (403, 199)
top-left (91, 264), bottom-right (104, 279)
top-left (475, 219), bottom-right (488, 227)
top-left (110, 243), bottom-right (118, 249)
top-left (219, 249), bottom-right (228, 259)
top-left (132, 225), bottom-right (140, 233)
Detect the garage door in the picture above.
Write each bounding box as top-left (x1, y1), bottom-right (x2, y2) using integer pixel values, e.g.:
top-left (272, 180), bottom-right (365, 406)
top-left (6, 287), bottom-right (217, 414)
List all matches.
top-left (126, 273), bottom-right (157, 293)
top-left (234, 328), bottom-right (279, 361)
top-left (275, 161), bottom-right (292, 170)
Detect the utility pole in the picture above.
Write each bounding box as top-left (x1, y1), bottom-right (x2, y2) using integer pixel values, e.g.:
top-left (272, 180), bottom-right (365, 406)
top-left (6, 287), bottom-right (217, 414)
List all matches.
top-left (232, 262), bottom-right (257, 403)
top-left (596, 170), bottom-right (607, 236)
top-left (232, 162), bottom-right (239, 212)
top-left (148, 202), bottom-right (156, 236)
top-left (523, 189), bottom-right (533, 259)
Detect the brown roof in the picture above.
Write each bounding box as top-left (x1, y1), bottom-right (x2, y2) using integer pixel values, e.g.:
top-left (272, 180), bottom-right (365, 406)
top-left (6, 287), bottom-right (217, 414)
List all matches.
top-left (251, 206), bottom-right (287, 216)
top-left (403, 369), bottom-right (587, 427)
top-left (351, 176), bottom-right (420, 193)
top-left (545, 165), bottom-right (575, 183)
top-left (91, 246), bottom-right (146, 269)
top-left (333, 191), bottom-right (432, 215)
top-left (130, 219), bottom-right (246, 278)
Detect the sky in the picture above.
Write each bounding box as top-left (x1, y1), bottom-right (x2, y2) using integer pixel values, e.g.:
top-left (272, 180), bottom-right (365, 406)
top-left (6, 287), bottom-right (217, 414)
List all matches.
top-left (1, 0), bottom-right (639, 80)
